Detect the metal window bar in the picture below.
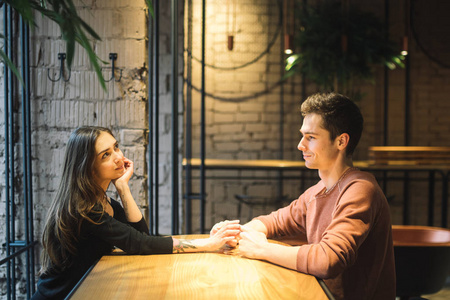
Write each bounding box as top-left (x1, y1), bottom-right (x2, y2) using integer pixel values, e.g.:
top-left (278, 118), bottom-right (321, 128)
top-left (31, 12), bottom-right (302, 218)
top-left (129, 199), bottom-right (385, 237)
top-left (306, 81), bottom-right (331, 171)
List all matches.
top-left (1, 6), bottom-right (36, 299)
top-left (148, 0), bottom-right (160, 236)
top-left (184, 0), bottom-right (193, 234)
top-left (171, 0), bottom-right (180, 235)
top-left (148, 0), bottom-right (181, 235)
top-left (199, 0), bottom-right (207, 234)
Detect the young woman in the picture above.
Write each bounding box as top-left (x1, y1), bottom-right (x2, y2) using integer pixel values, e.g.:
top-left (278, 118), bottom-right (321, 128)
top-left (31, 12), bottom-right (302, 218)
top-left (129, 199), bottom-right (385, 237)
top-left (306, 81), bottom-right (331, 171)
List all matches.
top-left (32, 126), bottom-right (240, 299)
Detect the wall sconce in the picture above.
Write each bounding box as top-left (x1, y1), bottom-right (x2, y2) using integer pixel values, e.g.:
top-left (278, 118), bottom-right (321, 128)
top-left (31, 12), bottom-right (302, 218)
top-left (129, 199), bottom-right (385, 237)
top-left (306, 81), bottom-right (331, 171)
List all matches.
top-left (227, 0), bottom-right (236, 51)
top-left (402, 0), bottom-right (409, 56)
top-left (284, 34), bottom-right (293, 55)
top-left (401, 36), bottom-right (408, 56)
top-left (283, 0), bottom-right (295, 55)
top-left (228, 35), bottom-right (234, 51)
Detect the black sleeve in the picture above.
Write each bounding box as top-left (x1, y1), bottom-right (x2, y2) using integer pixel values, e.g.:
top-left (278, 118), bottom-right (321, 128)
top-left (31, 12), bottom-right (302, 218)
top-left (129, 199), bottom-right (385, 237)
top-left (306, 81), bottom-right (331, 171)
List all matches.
top-left (109, 199), bottom-right (150, 234)
top-left (129, 218), bottom-right (150, 234)
top-left (84, 213), bottom-right (173, 255)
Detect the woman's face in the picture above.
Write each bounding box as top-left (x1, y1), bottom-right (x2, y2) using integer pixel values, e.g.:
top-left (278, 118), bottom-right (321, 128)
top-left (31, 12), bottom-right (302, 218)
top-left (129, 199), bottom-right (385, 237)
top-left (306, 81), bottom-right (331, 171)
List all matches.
top-left (92, 131), bottom-right (126, 190)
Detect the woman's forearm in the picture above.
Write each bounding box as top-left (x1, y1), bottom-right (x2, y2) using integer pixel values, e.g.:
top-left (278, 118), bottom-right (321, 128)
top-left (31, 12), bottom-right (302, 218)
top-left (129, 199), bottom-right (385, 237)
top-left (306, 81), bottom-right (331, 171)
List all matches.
top-left (172, 238), bottom-right (213, 253)
top-left (115, 184), bottom-right (143, 222)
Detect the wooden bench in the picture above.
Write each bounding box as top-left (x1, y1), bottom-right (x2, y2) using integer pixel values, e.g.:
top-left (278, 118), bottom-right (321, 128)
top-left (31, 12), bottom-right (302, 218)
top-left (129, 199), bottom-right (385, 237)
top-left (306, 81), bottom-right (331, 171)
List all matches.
top-left (369, 146), bottom-right (450, 165)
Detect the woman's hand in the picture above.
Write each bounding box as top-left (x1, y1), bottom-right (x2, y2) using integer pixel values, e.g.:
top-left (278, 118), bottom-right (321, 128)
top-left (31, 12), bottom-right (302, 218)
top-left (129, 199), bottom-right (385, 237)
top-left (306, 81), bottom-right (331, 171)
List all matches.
top-left (237, 226), bottom-right (268, 259)
top-left (111, 158), bottom-right (142, 222)
top-left (173, 220), bottom-right (241, 253)
top-left (207, 220), bottom-right (241, 250)
top-left (210, 220), bottom-right (241, 248)
top-left (113, 157), bottom-right (133, 189)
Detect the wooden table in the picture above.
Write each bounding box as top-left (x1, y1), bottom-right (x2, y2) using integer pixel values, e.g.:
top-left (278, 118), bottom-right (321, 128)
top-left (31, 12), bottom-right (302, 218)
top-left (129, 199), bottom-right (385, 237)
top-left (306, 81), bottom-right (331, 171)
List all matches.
top-left (68, 235), bottom-right (333, 300)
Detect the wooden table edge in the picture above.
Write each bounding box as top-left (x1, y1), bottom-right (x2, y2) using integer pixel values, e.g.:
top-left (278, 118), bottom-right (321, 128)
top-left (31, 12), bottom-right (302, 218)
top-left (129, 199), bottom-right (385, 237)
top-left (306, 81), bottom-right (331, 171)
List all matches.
top-left (65, 260), bottom-right (99, 300)
top-left (66, 235), bottom-right (336, 300)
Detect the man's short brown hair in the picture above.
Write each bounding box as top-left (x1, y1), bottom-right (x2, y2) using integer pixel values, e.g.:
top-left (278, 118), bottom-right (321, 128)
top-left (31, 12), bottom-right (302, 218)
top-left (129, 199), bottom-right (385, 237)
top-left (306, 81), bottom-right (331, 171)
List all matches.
top-left (301, 92), bottom-right (364, 156)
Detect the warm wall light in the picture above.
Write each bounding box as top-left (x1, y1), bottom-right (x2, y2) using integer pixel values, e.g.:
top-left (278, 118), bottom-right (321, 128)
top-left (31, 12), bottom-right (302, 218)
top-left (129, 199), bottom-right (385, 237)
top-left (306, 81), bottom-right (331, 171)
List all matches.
top-left (228, 35), bottom-right (234, 51)
top-left (402, 0), bottom-right (410, 56)
top-left (401, 36), bottom-right (408, 56)
top-left (227, 0), bottom-right (236, 51)
top-left (283, 0), bottom-right (295, 54)
top-left (284, 34), bottom-right (293, 54)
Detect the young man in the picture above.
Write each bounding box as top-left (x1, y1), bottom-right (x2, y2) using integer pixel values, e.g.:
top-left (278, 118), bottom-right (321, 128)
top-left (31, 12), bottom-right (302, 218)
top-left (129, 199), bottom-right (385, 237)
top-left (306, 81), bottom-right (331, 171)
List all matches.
top-left (216, 93), bottom-right (395, 300)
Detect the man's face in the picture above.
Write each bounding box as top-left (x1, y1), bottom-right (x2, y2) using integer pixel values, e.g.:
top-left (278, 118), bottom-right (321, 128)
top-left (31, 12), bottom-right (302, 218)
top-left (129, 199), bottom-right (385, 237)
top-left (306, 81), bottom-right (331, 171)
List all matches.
top-left (297, 113), bottom-right (340, 170)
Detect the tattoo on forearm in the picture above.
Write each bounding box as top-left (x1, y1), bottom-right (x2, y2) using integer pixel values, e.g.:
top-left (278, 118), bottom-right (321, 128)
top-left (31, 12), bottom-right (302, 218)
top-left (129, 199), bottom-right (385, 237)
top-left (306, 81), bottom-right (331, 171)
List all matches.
top-left (173, 240), bottom-right (197, 253)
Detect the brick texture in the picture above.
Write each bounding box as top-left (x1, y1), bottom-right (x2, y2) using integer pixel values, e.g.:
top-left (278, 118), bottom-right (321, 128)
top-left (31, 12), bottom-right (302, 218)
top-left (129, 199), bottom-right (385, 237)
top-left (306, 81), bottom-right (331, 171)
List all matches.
top-left (1, 1), bottom-right (450, 298)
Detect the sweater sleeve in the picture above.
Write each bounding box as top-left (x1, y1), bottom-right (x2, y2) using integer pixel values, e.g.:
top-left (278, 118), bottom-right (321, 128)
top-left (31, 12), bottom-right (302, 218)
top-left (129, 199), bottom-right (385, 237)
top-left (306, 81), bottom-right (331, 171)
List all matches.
top-left (84, 213), bottom-right (173, 255)
top-left (296, 179), bottom-right (379, 279)
top-left (256, 192), bottom-right (311, 238)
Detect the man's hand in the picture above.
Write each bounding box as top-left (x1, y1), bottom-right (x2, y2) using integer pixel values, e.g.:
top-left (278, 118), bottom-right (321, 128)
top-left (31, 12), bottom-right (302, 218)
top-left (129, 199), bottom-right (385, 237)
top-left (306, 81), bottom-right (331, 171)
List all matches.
top-left (238, 225), bottom-right (299, 271)
top-left (238, 226), bottom-right (269, 259)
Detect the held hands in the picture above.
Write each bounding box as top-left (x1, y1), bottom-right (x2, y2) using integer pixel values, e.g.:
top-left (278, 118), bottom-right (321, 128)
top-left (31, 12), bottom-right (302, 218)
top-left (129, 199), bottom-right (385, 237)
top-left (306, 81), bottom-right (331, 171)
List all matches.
top-left (172, 221), bottom-right (241, 253)
top-left (210, 222), bottom-right (298, 271)
top-left (210, 220), bottom-right (242, 247)
top-left (210, 220), bottom-right (269, 259)
top-left (207, 220), bottom-right (241, 251)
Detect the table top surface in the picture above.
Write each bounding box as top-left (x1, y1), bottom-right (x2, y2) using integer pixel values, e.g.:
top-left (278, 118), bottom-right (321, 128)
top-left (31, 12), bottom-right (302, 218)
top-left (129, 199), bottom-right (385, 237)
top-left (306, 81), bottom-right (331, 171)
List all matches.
top-left (68, 235), bottom-right (331, 300)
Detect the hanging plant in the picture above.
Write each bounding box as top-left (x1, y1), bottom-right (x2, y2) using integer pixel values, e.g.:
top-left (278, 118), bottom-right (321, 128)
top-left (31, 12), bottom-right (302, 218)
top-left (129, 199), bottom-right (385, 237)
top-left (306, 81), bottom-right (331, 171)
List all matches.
top-left (285, 1), bottom-right (405, 99)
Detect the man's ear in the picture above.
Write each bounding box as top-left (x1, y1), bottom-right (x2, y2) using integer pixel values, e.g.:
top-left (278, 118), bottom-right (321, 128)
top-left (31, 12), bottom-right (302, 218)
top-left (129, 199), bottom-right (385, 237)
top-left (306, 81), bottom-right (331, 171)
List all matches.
top-left (337, 133), bottom-right (350, 150)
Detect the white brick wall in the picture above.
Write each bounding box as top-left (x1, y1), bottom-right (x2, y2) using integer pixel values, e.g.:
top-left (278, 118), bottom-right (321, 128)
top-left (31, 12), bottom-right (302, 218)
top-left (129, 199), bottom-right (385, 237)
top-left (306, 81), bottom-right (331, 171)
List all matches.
top-left (28, 0), bottom-right (155, 242)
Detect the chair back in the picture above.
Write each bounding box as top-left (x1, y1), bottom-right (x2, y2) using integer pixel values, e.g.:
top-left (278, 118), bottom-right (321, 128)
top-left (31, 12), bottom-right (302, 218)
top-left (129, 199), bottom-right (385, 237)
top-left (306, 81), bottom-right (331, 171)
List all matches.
top-left (393, 225), bottom-right (450, 298)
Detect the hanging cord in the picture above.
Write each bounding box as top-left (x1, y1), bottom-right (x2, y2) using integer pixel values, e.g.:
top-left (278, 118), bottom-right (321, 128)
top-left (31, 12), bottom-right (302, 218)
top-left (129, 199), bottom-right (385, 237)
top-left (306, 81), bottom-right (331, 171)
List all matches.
top-left (186, 0), bottom-right (283, 70)
top-left (226, 0), bottom-right (236, 37)
top-left (185, 78), bottom-right (286, 103)
top-left (185, 0), bottom-right (286, 102)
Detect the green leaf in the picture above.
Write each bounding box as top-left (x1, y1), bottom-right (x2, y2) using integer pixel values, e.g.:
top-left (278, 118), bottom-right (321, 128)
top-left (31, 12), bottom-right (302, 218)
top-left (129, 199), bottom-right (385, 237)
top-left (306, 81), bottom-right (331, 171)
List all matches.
top-left (285, 54), bottom-right (302, 71)
top-left (78, 18), bottom-right (102, 40)
top-left (392, 55), bottom-right (404, 66)
top-left (5, 0), bottom-right (35, 25)
top-left (0, 49), bottom-right (25, 86)
top-left (76, 29), bottom-right (106, 91)
top-left (384, 62), bottom-right (396, 70)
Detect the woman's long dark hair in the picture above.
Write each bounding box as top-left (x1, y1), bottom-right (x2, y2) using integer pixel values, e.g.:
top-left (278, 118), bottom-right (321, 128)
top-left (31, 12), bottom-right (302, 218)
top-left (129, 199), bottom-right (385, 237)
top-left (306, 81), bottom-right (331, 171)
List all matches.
top-left (40, 126), bottom-right (113, 274)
